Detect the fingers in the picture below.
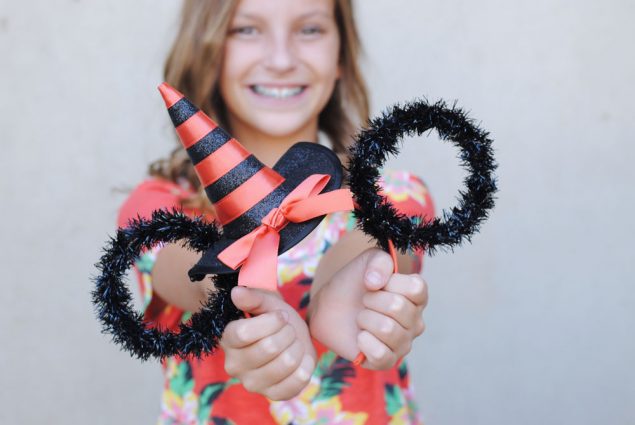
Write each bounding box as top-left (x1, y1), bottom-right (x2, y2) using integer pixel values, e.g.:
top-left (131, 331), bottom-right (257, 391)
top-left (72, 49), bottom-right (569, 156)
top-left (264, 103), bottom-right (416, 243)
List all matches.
top-left (239, 339), bottom-right (305, 393)
top-left (361, 290), bottom-right (419, 330)
top-left (221, 310), bottom-right (289, 349)
top-left (356, 273), bottom-right (428, 366)
top-left (223, 323), bottom-right (296, 373)
top-left (264, 353), bottom-right (315, 401)
top-left (363, 249), bottom-right (395, 291)
top-left (383, 273), bottom-right (429, 307)
top-left (225, 324), bottom-right (315, 400)
top-left (231, 286), bottom-right (285, 315)
top-left (357, 330), bottom-right (398, 370)
top-left (356, 309), bottom-right (412, 358)
top-left (221, 290), bottom-right (315, 400)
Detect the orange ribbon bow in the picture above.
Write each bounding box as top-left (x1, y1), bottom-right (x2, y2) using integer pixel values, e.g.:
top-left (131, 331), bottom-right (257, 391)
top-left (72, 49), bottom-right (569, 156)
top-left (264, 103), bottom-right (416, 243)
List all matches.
top-left (217, 174), bottom-right (354, 291)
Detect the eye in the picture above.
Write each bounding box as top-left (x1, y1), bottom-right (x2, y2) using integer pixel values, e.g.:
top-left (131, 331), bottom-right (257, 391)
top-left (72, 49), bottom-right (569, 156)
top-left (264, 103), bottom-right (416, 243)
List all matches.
top-left (230, 25), bottom-right (260, 37)
top-left (299, 25), bottom-right (324, 36)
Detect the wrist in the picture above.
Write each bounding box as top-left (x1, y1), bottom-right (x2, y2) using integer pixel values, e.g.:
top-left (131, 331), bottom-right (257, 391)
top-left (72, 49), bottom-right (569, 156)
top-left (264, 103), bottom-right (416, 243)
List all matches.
top-left (305, 284), bottom-right (325, 325)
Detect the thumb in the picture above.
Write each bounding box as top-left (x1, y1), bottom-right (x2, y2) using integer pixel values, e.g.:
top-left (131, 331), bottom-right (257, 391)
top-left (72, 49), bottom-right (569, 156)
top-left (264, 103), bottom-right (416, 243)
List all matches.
top-left (363, 249), bottom-right (394, 291)
top-left (231, 286), bottom-right (284, 315)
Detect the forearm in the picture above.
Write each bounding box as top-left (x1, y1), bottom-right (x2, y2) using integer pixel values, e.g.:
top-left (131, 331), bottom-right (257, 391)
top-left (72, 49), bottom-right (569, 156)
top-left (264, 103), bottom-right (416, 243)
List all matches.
top-left (307, 230), bottom-right (417, 321)
top-left (152, 242), bottom-right (215, 312)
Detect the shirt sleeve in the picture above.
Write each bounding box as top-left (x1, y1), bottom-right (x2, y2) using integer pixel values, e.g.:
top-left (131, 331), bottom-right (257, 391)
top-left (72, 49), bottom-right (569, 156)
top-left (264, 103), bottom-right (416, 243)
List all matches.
top-left (378, 169), bottom-right (436, 273)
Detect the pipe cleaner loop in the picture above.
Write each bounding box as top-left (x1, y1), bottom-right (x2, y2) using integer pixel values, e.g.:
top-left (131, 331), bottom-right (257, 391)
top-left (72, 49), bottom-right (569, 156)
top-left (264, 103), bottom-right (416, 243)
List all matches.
top-left (91, 209), bottom-right (243, 360)
top-left (347, 99), bottom-right (498, 254)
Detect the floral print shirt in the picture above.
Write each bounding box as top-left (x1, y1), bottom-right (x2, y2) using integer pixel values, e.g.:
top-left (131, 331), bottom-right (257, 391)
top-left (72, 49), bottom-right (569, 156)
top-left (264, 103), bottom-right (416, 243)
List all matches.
top-left (118, 169), bottom-right (435, 425)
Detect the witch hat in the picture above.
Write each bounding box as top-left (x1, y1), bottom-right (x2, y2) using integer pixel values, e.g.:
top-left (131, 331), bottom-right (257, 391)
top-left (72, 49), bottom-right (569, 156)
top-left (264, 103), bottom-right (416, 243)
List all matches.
top-left (158, 83), bottom-right (353, 289)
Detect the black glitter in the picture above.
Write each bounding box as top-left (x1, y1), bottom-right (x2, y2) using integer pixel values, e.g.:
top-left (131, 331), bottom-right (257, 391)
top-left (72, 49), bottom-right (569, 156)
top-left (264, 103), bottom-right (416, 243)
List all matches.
top-left (91, 209), bottom-right (242, 360)
top-left (168, 97), bottom-right (198, 127)
top-left (347, 99), bottom-right (498, 255)
top-left (205, 155), bottom-right (265, 203)
top-left (186, 127), bottom-right (232, 165)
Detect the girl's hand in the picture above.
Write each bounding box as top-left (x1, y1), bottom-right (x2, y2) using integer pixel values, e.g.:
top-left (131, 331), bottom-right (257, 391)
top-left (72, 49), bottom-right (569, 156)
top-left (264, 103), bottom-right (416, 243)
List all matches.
top-left (309, 249), bottom-right (428, 370)
top-left (220, 286), bottom-right (316, 400)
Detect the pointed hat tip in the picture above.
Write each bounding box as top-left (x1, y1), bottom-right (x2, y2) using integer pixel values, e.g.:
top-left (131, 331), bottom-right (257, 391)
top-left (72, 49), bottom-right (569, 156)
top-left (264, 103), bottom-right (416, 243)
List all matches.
top-left (158, 82), bottom-right (184, 109)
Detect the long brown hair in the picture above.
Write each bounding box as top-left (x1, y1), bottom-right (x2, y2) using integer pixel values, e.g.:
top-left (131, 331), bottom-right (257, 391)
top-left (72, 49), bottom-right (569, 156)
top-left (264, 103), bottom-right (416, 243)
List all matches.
top-left (150, 0), bottom-right (369, 210)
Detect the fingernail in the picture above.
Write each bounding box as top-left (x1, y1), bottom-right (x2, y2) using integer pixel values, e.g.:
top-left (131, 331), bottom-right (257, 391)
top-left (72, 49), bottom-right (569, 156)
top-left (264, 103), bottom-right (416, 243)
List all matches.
top-left (236, 325), bottom-right (248, 343)
top-left (279, 310), bottom-right (289, 323)
top-left (297, 367), bottom-right (309, 382)
top-left (366, 270), bottom-right (382, 287)
top-left (373, 346), bottom-right (386, 359)
top-left (297, 355), bottom-right (314, 381)
top-left (232, 286), bottom-right (247, 296)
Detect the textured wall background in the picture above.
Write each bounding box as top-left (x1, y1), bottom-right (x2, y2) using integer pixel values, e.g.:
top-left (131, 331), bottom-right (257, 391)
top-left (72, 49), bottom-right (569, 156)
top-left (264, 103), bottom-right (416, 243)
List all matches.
top-left (1, 0), bottom-right (633, 423)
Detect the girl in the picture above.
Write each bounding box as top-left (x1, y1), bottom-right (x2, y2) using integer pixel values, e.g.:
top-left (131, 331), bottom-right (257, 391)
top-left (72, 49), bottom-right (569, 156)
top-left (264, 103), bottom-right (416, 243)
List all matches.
top-left (118, 0), bottom-right (435, 423)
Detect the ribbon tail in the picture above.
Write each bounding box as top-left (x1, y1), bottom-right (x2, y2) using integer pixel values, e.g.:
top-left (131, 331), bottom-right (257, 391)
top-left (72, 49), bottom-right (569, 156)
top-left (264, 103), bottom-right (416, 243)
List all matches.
top-left (285, 189), bottom-right (355, 222)
top-left (217, 229), bottom-right (262, 270)
top-left (237, 229), bottom-right (280, 291)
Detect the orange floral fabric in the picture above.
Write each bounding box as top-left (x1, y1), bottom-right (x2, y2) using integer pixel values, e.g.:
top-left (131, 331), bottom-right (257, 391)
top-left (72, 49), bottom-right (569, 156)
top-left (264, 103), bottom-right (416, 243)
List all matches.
top-left (118, 169), bottom-right (435, 425)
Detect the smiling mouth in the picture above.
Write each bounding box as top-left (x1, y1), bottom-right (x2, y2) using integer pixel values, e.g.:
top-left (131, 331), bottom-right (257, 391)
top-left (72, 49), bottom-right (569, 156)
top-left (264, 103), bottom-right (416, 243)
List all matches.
top-left (250, 85), bottom-right (306, 99)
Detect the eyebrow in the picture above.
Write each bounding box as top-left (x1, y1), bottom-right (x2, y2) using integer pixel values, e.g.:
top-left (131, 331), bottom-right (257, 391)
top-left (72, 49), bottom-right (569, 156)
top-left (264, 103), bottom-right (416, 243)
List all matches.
top-left (298, 10), bottom-right (333, 19)
top-left (234, 10), bottom-right (333, 21)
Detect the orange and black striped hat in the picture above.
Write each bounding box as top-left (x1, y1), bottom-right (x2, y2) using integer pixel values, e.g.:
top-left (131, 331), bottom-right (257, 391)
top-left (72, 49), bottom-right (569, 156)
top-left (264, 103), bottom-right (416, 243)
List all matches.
top-left (158, 83), bottom-right (344, 281)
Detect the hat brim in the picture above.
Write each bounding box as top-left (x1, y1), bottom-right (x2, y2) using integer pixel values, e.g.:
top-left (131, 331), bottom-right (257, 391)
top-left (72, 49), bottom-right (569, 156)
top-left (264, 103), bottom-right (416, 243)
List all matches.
top-left (188, 142), bottom-right (344, 281)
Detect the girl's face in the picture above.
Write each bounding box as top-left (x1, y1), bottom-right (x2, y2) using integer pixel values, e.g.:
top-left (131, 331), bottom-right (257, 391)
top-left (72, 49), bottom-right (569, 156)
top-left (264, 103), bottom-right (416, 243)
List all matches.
top-left (220, 0), bottom-right (340, 141)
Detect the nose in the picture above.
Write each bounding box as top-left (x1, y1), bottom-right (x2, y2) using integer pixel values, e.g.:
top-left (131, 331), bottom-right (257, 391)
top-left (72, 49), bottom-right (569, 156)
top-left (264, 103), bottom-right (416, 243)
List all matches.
top-left (264, 32), bottom-right (296, 73)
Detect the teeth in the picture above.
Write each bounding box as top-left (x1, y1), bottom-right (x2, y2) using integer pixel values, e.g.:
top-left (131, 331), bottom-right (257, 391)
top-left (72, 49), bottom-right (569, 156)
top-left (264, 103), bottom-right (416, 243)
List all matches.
top-left (252, 85), bottom-right (304, 98)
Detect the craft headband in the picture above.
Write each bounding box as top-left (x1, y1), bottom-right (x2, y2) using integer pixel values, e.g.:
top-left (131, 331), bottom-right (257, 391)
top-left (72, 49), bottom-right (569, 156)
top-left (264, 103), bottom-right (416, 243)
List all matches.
top-left (92, 84), bottom-right (497, 360)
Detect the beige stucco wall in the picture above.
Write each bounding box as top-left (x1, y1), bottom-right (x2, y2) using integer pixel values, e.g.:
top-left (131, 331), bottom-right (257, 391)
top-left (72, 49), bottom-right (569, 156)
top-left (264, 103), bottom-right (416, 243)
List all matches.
top-left (1, 0), bottom-right (633, 423)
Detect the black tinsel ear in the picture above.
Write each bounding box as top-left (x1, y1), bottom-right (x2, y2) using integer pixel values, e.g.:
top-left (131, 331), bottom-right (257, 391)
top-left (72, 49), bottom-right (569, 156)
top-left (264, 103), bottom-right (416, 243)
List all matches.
top-left (91, 209), bottom-right (243, 360)
top-left (347, 99), bottom-right (498, 254)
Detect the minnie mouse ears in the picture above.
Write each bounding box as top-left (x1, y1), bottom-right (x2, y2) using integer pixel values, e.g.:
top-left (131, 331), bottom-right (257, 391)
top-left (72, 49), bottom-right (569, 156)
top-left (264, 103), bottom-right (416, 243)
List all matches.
top-left (92, 87), bottom-right (497, 360)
